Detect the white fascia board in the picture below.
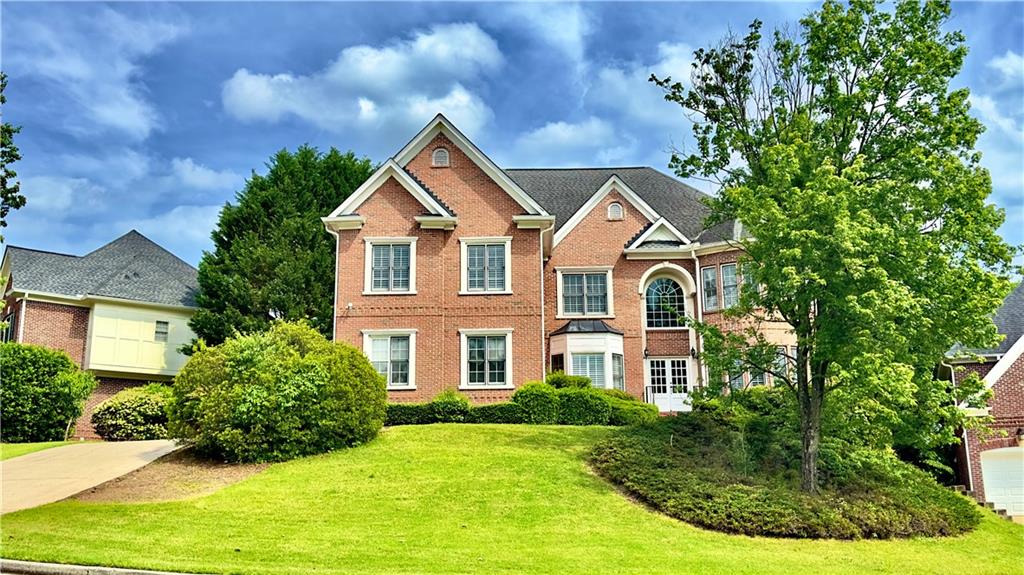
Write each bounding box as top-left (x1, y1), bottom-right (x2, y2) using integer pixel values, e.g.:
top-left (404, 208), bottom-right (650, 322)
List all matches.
top-left (322, 215), bottom-right (366, 232)
top-left (553, 175), bottom-right (660, 247)
top-left (513, 215), bottom-right (556, 229)
top-left (415, 215), bottom-right (458, 230)
top-left (393, 114), bottom-right (548, 216)
top-left (327, 160), bottom-right (450, 218)
top-left (625, 217), bottom-right (691, 249)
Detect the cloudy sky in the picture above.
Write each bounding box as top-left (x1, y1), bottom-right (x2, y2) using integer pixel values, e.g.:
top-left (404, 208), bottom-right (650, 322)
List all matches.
top-left (1, 2), bottom-right (1021, 267)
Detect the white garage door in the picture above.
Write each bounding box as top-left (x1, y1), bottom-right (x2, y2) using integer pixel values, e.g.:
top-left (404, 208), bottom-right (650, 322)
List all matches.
top-left (981, 447), bottom-right (1024, 517)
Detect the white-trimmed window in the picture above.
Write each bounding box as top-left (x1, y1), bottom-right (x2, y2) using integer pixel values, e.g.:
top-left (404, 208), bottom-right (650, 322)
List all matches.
top-left (364, 238), bottom-right (416, 294)
top-left (363, 330), bottom-right (416, 389)
top-left (460, 329), bottom-right (513, 388)
top-left (1, 310), bottom-right (16, 342)
top-left (572, 353), bottom-right (606, 388)
top-left (701, 266), bottom-right (719, 312)
top-left (432, 147), bottom-right (450, 167)
top-left (749, 369), bottom-right (765, 386)
top-left (154, 321), bottom-right (169, 343)
top-left (645, 277), bottom-right (686, 329)
top-left (607, 202), bottom-right (624, 221)
top-left (721, 263), bottom-right (739, 308)
top-left (558, 268), bottom-right (612, 317)
top-left (460, 237), bottom-right (511, 294)
top-left (728, 361), bottom-right (745, 390)
top-left (612, 353), bottom-right (625, 391)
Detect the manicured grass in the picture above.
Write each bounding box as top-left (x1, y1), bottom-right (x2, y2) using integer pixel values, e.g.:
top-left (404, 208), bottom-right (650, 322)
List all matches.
top-left (0, 441), bottom-right (75, 461)
top-left (1, 425), bottom-right (1021, 575)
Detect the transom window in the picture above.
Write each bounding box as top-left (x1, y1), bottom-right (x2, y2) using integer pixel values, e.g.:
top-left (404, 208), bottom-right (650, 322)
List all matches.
top-left (467, 335), bottom-right (507, 386)
top-left (701, 266), bottom-right (719, 312)
top-left (367, 334), bottom-right (413, 388)
top-left (154, 320), bottom-right (169, 343)
top-left (432, 147), bottom-right (450, 167)
top-left (645, 277), bottom-right (686, 328)
top-left (572, 353), bottom-right (606, 388)
top-left (607, 202), bottom-right (624, 220)
top-left (721, 263), bottom-right (739, 308)
top-left (461, 238), bottom-right (511, 294)
top-left (562, 272), bottom-right (609, 316)
top-left (365, 238), bottom-right (416, 294)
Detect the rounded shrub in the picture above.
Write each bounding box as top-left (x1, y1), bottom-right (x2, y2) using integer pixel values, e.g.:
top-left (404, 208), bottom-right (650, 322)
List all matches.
top-left (605, 397), bottom-right (659, 426)
top-left (168, 321), bottom-right (387, 463)
top-left (556, 388), bottom-right (611, 425)
top-left (467, 402), bottom-right (526, 424)
top-left (92, 384), bottom-right (173, 441)
top-left (600, 389), bottom-right (636, 401)
top-left (430, 389), bottom-right (471, 423)
top-left (512, 382), bottom-right (559, 424)
top-left (0, 342), bottom-right (97, 442)
top-left (545, 371), bottom-right (592, 389)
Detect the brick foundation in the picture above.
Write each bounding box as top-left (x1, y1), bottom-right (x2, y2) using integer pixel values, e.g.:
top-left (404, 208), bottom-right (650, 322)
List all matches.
top-left (72, 377), bottom-right (157, 440)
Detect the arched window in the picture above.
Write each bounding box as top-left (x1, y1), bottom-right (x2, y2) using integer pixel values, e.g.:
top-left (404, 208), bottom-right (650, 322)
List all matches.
top-left (645, 278), bottom-right (686, 328)
top-left (607, 202), bottom-right (624, 220)
top-left (432, 147), bottom-right (450, 167)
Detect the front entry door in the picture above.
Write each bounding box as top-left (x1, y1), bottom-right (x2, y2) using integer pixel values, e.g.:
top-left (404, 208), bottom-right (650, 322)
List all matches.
top-left (645, 358), bottom-right (691, 413)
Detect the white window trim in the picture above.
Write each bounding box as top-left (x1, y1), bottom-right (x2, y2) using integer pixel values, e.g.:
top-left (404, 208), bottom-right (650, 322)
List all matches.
top-left (459, 237), bottom-right (512, 295)
top-left (643, 276), bottom-right (690, 331)
top-left (720, 262), bottom-right (739, 309)
top-left (432, 147), bottom-right (450, 167)
top-left (362, 329), bottom-right (417, 390)
top-left (555, 266), bottom-right (614, 319)
top-left (363, 237), bottom-right (417, 295)
top-left (459, 328), bottom-right (514, 390)
top-left (700, 265), bottom-right (720, 312)
top-left (607, 202), bottom-right (624, 221)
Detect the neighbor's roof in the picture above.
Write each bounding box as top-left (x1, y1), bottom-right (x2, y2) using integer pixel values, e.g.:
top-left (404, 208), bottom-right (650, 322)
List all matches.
top-left (504, 167), bottom-right (738, 244)
top-left (550, 319), bottom-right (624, 337)
top-left (951, 282), bottom-right (1024, 357)
top-left (3, 230), bottom-right (199, 308)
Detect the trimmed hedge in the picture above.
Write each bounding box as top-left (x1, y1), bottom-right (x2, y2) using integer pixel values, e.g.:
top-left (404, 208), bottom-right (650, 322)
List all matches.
top-left (606, 396), bottom-right (659, 426)
top-left (466, 402), bottom-right (526, 424)
top-left (92, 384), bottom-right (173, 441)
top-left (0, 342), bottom-right (97, 442)
top-left (430, 389), bottom-right (470, 423)
top-left (512, 382), bottom-right (560, 424)
top-left (590, 413), bottom-right (981, 539)
top-left (386, 403), bottom-right (432, 426)
top-left (168, 321), bottom-right (386, 463)
top-left (556, 388), bottom-right (611, 425)
top-left (545, 371), bottom-right (592, 389)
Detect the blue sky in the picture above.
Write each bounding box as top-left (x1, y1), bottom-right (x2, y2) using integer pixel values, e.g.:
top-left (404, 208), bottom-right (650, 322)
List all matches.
top-left (2, 2), bottom-right (1021, 267)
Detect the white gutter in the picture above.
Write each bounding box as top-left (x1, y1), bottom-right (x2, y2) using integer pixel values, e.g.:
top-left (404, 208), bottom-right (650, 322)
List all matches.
top-left (17, 295), bottom-right (26, 342)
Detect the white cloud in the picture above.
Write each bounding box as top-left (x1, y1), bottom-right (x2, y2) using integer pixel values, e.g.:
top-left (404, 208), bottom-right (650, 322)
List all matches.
top-left (112, 204), bottom-right (221, 262)
top-left (511, 117), bottom-right (635, 166)
top-left (171, 158), bottom-right (242, 191)
top-left (491, 3), bottom-right (593, 75)
top-left (9, 7), bottom-right (187, 140)
top-left (988, 51), bottom-right (1024, 83)
top-left (221, 23), bottom-right (502, 136)
top-left (21, 176), bottom-right (106, 213)
top-left (971, 94), bottom-right (1024, 142)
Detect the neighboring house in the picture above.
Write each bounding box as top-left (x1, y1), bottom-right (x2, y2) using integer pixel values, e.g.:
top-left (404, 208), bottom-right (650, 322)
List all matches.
top-left (941, 282), bottom-right (1024, 519)
top-left (324, 114), bottom-right (795, 411)
top-left (0, 230), bottom-right (198, 439)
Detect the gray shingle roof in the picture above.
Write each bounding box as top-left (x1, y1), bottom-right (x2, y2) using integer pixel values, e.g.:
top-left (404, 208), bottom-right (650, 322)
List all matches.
top-left (955, 282), bottom-right (1024, 356)
top-left (504, 167), bottom-right (737, 243)
top-left (3, 230), bottom-right (199, 307)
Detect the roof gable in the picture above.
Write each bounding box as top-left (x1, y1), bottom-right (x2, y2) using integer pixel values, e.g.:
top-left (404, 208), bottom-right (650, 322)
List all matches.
top-left (394, 114), bottom-right (548, 216)
top-left (328, 160), bottom-right (453, 218)
top-left (552, 175), bottom-right (659, 247)
top-left (625, 217), bottom-right (691, 249)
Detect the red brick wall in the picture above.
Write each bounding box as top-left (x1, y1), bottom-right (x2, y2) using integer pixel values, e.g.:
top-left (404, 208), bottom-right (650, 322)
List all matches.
top-left (19, 300), bottom-right (90, 366)
top-left (333, 133), bottom-right (544, 403)
top-left (962, 350), bottom-right (1024, 502)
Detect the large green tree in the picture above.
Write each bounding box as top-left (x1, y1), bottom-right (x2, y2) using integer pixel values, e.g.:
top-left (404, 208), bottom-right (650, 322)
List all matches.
top-left (653, 0), bottom-right (1016, 492)
top-left (191, 146), bottom-right (374, 345)
top-left (1, 72), bottom-right (26, 236)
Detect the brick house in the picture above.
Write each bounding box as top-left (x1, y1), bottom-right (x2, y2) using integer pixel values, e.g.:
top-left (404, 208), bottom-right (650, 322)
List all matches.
top-left (0, 230), bottom-right (198, 439)
top-left (324, 114), bottom-right (795, 410)
top-left (941, 282), bottom-right (1024, 518)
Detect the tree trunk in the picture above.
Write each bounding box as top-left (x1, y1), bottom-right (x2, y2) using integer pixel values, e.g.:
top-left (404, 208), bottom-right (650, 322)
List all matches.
top-left (796, 347), bottom-right (826, 494)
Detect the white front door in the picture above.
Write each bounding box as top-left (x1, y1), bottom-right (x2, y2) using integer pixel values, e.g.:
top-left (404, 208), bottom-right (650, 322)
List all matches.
top-left (645, 358), bottom-right (691, 413)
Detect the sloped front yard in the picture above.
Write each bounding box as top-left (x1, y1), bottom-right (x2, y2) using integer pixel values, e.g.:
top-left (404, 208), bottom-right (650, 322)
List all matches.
top-left (1, 425), bottom-right (1021, 575)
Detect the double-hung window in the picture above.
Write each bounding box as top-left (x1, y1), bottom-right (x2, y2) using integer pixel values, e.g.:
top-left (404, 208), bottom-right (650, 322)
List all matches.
top-left (154, 321), bottom-right (169, 343)
top-left (461, 329), bottom-right (512, 388)
top-left (728, 361), bottom-right (745, 390)
top-left (1, 310), bottom-right (16, 342)
top-left (560, 270), bottom-right (610, 316)
top-left (721, 263), bottom-right (739, 308)
top-left (365, 238), bottom-right (416, 294)
top-left (572, 353), bottom-right (606, 388)
top-left (612, 353), bottom-right (625, 391)
top-left (363, 330), bottom-right (416, 389)
top-left (461, 238), bottom-right (511, 294)
top-left (701, 266), bottom-right (719, 312)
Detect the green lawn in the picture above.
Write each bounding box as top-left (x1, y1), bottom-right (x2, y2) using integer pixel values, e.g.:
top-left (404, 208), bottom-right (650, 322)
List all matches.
top-left (1, 425), bottom-right (1021, 575)
top-left (0, 441), bottom-right (75, 461)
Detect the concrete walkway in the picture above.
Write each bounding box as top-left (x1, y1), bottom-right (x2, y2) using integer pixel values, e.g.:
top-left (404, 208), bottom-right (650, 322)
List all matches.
top-left (1, 440), bottom-right (179, 514)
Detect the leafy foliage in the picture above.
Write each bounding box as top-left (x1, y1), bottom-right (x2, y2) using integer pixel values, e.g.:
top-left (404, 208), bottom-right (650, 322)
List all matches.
top-left (0, 72), bottom-right (26, 235)
top-left (0, 343), bottom-right (96, 442)
top-left (466, 402), bottom-right (526, 424)
top-left (545, 371), bottom-right (592, 389)
top-left (513, 382), bottom-right (560, 424)
top-left (651, 0), bottom-right (1017, 491)
top-left (190, 147), bottom-right (374, 345)
top-left (591, 406), bottom-right (981, 539)
top-left (605, 396), bottom-right (660, 426)
top-left (556, 388), bottom-right (612, 425)
top-left (92, 384), bottom-right (173, 441)
top-left (168, 321), bottom-right (386, 462)
top-left (429, 389), bottom-right (471, 423)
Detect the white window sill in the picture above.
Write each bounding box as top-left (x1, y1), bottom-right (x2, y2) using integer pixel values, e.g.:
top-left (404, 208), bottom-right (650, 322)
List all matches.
top-left (362, 290), bottom-right (418, 296)
top-left (645, 327), bottom-right (689, 332)
top-left (556, 314), bottom-right (615, 320)
top-left (459, 384), bottom-right (515, 391)
top-left (387, 385), bottom-right (417, 391)
top-left (458, 290), bottom-right (512, 296)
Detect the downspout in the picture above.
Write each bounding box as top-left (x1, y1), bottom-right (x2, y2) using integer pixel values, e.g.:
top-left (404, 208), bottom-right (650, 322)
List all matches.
top-left (17, 294), bottom-right (27, 342)
top-left (324, 227), bottom-right (341, 342)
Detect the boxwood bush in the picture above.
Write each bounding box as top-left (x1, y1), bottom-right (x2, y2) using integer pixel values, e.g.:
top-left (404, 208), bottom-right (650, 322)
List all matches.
top-left (168, 321), bottom-right (386, 463)
top-left (0, 342), bottom-right (97, 442)
top-left (430, 389), bottom-right (471, 422)
top-left (386, 402), bottom-right (432, 426)
top-left (556, 387), bottom-right (611, 425)
top-left (590, 413), bottom-right (981, 539)
top-left (512, 382), bottom-right (560, 424)
top-left (545, 371), bottom-right (592, 389)
top-left (467, 402), bottom-right (526, 424)
top-left (92, 384), bottom-right (173, 441)
top-left (605, 396), bottom-right (659, 426)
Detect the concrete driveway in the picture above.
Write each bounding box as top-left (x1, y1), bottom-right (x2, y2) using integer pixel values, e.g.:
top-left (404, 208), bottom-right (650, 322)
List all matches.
top-left (1, 440), bottom-right (179, 514)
